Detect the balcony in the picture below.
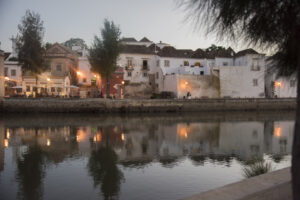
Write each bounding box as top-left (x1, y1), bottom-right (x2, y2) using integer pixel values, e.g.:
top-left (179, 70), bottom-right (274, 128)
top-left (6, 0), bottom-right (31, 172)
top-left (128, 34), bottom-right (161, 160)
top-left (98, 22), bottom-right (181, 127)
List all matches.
top-left (125, 65), bottom-right (134, 71)
top-left (142, 65), bottom-right (149, 71)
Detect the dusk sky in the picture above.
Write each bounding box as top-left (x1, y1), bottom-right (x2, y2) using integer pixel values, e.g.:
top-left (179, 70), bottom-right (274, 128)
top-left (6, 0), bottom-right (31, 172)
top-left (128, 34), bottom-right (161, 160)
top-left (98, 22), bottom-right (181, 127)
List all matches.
top-left (0, 0), bottom-right (247, 52)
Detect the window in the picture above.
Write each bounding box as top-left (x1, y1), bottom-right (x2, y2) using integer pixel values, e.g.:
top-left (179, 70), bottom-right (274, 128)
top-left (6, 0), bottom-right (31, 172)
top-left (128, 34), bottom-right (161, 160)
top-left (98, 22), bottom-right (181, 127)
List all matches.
top-left (57, 88), bottom-right (62, 93)
top-left (253, 79), bottom-right (258, 86)
top-left (4, 68), bottom-right (8, 76)
top-left (195, 62), bottom-right (201, 67)
top-left (184, 61), bottom-right (189, 66)
top-left (164, 60), bottom-right (170, 67)
top-left (33, 87), bottom-right (37, 92)
top-left (56, 64), bottom-right (62, 71)
top-left (83, 78), bottom-right (87, 83)
top-left (200, 71), bottom-right (204, 75)
top-left (223, 62), bottom-right (228, 66)
top-left (51, 87), bottom-right (55, 92)
top-left (156, 60), bottom-right (160, 67)
top-left (156, 72), bottom-right (159, 79)
top-left (142, 60), bottom-right (148, 70)
top-left (143, 60), bottom-right (148, 67)
top-left (143, 72), bottom-right (148, 77)
top-left (11, 69), bottom-right (16, 76)
top-left (127, 58), bottom-right (133, 67)
top-left (127, 72), bottom-right (132, 77)
top-left (290, 80), bottom-right (296, 87)
top-left (252, 58), bottom-right (260, 71)
top-left (26, 86), bottom-right (31, 92)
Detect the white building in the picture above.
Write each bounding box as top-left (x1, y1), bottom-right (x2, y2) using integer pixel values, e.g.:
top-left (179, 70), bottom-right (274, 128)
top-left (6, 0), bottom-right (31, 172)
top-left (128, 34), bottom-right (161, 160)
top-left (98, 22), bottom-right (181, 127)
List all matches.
top-left (218, 49), bottom-right (266, 98)
top-left (265, 60), bottom-right (297, 98)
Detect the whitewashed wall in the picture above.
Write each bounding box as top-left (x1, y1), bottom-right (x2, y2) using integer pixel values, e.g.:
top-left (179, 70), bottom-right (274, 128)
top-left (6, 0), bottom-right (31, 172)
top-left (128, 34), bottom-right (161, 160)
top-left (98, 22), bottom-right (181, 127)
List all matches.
top-left (78, 57), bottom-right (99, 86)
top-left (219, 55), bottom-right (266, 98)
top-left (118, 53), bottom-right (157, 83)
top-left (4, 61), bottom-right (22, 85)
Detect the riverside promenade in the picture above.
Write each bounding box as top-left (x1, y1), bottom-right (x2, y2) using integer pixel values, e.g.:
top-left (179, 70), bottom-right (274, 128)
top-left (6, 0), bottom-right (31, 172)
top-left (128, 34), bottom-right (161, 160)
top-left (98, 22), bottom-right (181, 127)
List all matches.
top-left (0, 98), bottom-right (296, 113)
top-left (180, 167), bottom-right (291, 200)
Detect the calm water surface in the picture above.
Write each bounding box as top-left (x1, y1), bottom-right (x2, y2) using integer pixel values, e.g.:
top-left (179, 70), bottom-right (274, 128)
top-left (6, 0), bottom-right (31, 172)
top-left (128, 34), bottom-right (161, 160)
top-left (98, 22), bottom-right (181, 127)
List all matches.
top-left (0, 112), bottom-right (294, 200)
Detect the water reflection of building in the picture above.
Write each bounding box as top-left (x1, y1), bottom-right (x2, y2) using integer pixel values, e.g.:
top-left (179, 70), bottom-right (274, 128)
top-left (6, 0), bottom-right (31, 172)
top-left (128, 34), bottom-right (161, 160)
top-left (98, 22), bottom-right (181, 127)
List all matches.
top-left (1, 119), bottom-right (294, 169)
top-left (0, 122), bottom-right (5, 171)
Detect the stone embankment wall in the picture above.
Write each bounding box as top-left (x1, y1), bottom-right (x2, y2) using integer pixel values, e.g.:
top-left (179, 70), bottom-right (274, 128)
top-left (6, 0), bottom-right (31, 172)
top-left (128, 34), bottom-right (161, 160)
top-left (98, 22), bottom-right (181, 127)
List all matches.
top-left (180, 167), bottom-right (291, 200)
top-left (0, 98), bottom-right (296, 113)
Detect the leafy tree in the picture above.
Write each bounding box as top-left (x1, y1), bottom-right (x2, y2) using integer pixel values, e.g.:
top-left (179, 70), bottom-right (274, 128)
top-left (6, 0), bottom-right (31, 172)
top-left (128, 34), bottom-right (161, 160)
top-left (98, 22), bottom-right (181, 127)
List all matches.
top-left (180, 0), bottom-right (300, 198)
top-left (88, 19), bottom-right (122, 97)
top-left (17, 10), bottom-right (46, 84)
top-left (44, 42), bottom-right (52, 50)
top-left (63, 38), bottom-right (87, 50)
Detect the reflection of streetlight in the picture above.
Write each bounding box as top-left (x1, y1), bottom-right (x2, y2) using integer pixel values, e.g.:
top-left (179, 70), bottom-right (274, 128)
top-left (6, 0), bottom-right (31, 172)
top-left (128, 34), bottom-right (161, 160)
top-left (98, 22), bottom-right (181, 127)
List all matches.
top-left (4, 139), bottom-right (9, 147)
top-left (6, 129), bottom-right (10, 139)
top-left (47, 139), bottom-right (51, 146)
top-left (274, 127), bottom-right (282, 138)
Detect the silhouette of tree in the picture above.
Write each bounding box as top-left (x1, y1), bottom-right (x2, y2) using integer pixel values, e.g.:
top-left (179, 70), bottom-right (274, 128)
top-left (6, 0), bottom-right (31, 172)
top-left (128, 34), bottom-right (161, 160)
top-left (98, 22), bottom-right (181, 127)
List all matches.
top-left (17, 10), bottom-right (46, 85)
top-left (181, 1), bottom-right (300, 198)
top-left (89, 19), bottom-right (122, 97)
top-left (88, 146), bottom-right (124, 200)
top-left (16, 145), bottom-right (46, 200)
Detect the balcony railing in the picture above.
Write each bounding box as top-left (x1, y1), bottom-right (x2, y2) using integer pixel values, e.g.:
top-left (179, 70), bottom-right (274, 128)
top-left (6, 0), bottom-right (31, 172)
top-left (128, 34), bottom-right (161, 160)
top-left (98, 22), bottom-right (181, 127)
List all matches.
top-left (125, 65), bottom-right (134, 71)
top-left (142, 65), bottom-right (149, 71)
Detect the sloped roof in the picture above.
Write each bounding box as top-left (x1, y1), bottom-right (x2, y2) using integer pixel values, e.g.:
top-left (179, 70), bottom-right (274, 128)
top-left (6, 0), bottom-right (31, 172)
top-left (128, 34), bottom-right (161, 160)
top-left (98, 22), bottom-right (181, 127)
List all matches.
top-left (46, 43), bottom-right (79, 57)
top-left (191, 48), bottom-right (207, 59)
top-left (140, 37), bottom-right (151, 42)
top-left (206, 47), bottom-right (234, 59)
top-left (158, 46), bottom-right (193, 58)
top-left (235, 48), bottom-right (258, 57)
top-left (121, 45), bottom-right (155, 55)
top-left (121, 37), bottom-right (137, 42)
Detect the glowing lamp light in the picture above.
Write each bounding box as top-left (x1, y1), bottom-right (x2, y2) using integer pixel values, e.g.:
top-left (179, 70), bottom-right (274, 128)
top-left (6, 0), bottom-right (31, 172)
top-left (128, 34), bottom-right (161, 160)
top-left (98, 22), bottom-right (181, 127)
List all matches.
top-left (121, 81), bottom-right (125, 85)
top-left (77, 71), bottom-right (82, 76)
top-left (121, 133), bottom-right (125, 141)
top-left (5, 77), bottom-right (10, 81)
top-left (4, 139), bottom-right (9, 148)
top-left (6, 129), bottom-right (10, 139)
top-left (275, 81), bottom-right (282, 88)
top-left (185, 81), bottom-right (188, 85)
top-left (274, 127), bottom-right (282, 138)
top-left (47, 78), bottom-right (51, 81)
top-left (47, 139), bottom-right (51, 146)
